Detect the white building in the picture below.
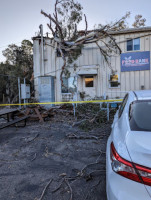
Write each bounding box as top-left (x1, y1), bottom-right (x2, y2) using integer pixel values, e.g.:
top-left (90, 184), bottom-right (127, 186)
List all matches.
top-left (33, 27), bottom-right (151, 103)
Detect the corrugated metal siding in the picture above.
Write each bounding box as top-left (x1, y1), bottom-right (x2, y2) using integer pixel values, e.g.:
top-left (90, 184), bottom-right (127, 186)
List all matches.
top-left (105, 32), bottom-right (151, 98)
top-left (33, 31), bottom-right (151, 101)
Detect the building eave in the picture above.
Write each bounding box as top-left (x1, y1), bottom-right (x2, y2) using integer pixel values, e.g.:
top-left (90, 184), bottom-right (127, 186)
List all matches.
top-left (109, 27), bottom-right (151, 35)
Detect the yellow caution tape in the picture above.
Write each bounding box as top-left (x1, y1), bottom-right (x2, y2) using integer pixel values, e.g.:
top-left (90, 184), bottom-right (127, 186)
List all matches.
top-left (0, 99), bottom-right (123, 107)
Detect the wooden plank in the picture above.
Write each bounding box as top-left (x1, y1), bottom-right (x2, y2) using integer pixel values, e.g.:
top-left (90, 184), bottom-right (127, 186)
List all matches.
top-left (25, 108), bottom-right (31, 116)
top-left (0, 116), bottom-right (29, 129)
top-left (0, 109), bottom-right (18, 116)
top-left (34, 108), bottom-right (44, 122)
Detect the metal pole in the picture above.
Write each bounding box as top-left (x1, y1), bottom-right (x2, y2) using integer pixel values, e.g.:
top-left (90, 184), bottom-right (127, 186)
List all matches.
top-left (76, 75), bottom-right (78, 107)
top-left (8, 76), bottom-right (11, 108)
top-left (100, 102), bottom-right (102, 109)
top-left (18, 77), bottom-right (21, 109)
top-left (104, 92), bottom-right (106, 100)
top-left (24, 78), bottom-right (26, 108)
top-left (107, 103), bottom-right (109, 121)
top-left (39, 24), bottom-right (44, 76)
top-left (73, 103), bottom-right (76, 117)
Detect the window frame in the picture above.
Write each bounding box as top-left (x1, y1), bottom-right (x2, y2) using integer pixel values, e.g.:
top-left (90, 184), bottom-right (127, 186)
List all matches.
top-left (126, 38), bottom-right (140, 52)
top-left (118, 93), bottom-right (129, 118)
top-left (61, 76), bottom-right (77, 94)
top-left (84, 76), bottom-right (94, 88)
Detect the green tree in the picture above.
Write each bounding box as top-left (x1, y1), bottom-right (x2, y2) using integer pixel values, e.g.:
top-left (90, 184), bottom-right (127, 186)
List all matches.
top-left (2, 40), bottom-right (33, 80)
top-left (0, 62), bottom-right (12, 102)
top-left (0, 40), bottom-right (33, 103)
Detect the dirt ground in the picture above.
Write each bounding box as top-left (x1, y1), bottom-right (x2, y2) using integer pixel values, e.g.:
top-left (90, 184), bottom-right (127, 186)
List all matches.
top-left (0, 110), bottom-right (112, 200)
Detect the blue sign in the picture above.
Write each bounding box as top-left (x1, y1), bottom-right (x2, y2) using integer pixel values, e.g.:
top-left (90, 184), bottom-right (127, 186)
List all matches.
top-left (111, 103), bottom-right (117, 108)
top-left (121, 51), bottom-right (150, 72)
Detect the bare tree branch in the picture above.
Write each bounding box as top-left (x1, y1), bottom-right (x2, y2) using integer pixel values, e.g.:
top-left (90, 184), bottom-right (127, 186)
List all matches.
top-left (41, 10), bottom-right (64, 41)
top-left (84, 14), bottom-right (88, 36)
top-left (38, 179), bottom-right (53, 200)
top-left (65, 178), bottom-right (73, 200)
top-left (41, 1), bottom-right (130, 84)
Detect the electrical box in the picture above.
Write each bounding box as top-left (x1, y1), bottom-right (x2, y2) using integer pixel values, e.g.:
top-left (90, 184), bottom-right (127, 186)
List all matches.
top-left (21, 84), bottom-right (30, 99)
top-left (38, 76), bottom-right (55, 108)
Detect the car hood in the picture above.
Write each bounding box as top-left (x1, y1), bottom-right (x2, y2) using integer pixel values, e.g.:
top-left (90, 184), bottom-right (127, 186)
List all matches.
top-left (126, 130), bottom-right (151, 168)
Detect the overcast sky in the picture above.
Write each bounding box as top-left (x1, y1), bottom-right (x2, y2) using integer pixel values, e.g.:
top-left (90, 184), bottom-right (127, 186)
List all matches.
top-left (0, 0), bottom-right (151, 61)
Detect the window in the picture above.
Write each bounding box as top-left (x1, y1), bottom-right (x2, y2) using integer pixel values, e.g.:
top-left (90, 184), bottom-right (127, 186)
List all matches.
top-left (109, 73), bottom-right (120, 88)
top-left (85, 76), bottom-right (94, 87)
top-left (127, 38), bottom-right (140, 51)
top-left (118, 94), bottom-right (128, 118)
top-left (129, 100), bottom-right (151, 131)
top-left (61, 77), bottom-right (77, 93)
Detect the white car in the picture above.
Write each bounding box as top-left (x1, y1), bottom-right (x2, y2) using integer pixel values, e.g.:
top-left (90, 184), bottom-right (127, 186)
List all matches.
top-left (106, 90), bottom-right (151, 200)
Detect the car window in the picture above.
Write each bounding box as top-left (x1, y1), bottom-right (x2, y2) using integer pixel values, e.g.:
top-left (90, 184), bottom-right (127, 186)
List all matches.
top-left (118, 94), bottom-right (128, 118)
top-left (129, 100), bottom-right (151, 131)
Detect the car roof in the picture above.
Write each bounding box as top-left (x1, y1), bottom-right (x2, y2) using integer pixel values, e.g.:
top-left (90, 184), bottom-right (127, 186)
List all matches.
top-left (130, 90), bottom-right (151, 100)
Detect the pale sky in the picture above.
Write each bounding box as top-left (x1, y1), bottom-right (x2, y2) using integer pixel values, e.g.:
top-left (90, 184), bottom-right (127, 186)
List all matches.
top-left (0, 0), bottom-right (151, 61)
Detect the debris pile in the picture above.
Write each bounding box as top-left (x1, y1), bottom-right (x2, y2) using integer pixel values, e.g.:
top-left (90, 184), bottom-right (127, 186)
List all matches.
top-left (20, 103), bottom-right (117, 130)
top-left (28, 103), bottom-right (117, 130)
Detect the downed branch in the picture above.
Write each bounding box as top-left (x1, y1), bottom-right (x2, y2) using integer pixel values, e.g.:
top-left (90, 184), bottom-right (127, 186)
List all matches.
top-left (66, 133), bottom-right (101, 140)
top-left (89, 110), bottom-right (104, 123)
top-left (65, 178), bottom-right (73, 200)
top-left (27, 133), bottom-right (39, 143)
top-left (51, 177), bottom-right (73, 200)
top-left (80, 161), bottom-right (102, 176)
top-left (51, 178), bottom-right (65, 193)
top-left (50, 157), bottom-right (105, 198)
top-left (72, 119), bottom-right (87, 127)
top-left (38, 179), bottom-right (53, 200)
top-left (31, 153), bottom-right (37, 161)
top-left (41, 1), bottom-right (131, 88)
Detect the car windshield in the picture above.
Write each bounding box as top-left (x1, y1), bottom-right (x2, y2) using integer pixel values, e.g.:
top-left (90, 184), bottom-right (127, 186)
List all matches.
top-left (129, 100), bottom-right (151, 131)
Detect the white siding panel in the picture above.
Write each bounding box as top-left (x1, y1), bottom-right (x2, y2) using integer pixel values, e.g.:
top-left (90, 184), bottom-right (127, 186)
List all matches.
top-left (88, 43), bottom-right (93, 65)
top-left (140, 71), bottom-right (145, 89)
top-left (135, 71), bottom-right (140, 90)
top-left (144, 35), bottom-right (150, 90)
top-left (130, 71), bottom-right (135, 90)
top-left (125, 72), bottom-right (130, 91)
top-left (119, 34), bottom-right (126, 96)
top-left (83, 48), bottom-right (89, 66)
top-left (121, 72), bottom-right (126, 92)
top-left (145, 71), bottom-right (150, 89)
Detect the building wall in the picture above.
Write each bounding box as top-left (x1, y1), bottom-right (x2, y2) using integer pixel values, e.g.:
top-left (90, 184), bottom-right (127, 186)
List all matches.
top-left (33, 30), bottom-right (151, 102)
top-left (105, 32), bottom-right (151, 98)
